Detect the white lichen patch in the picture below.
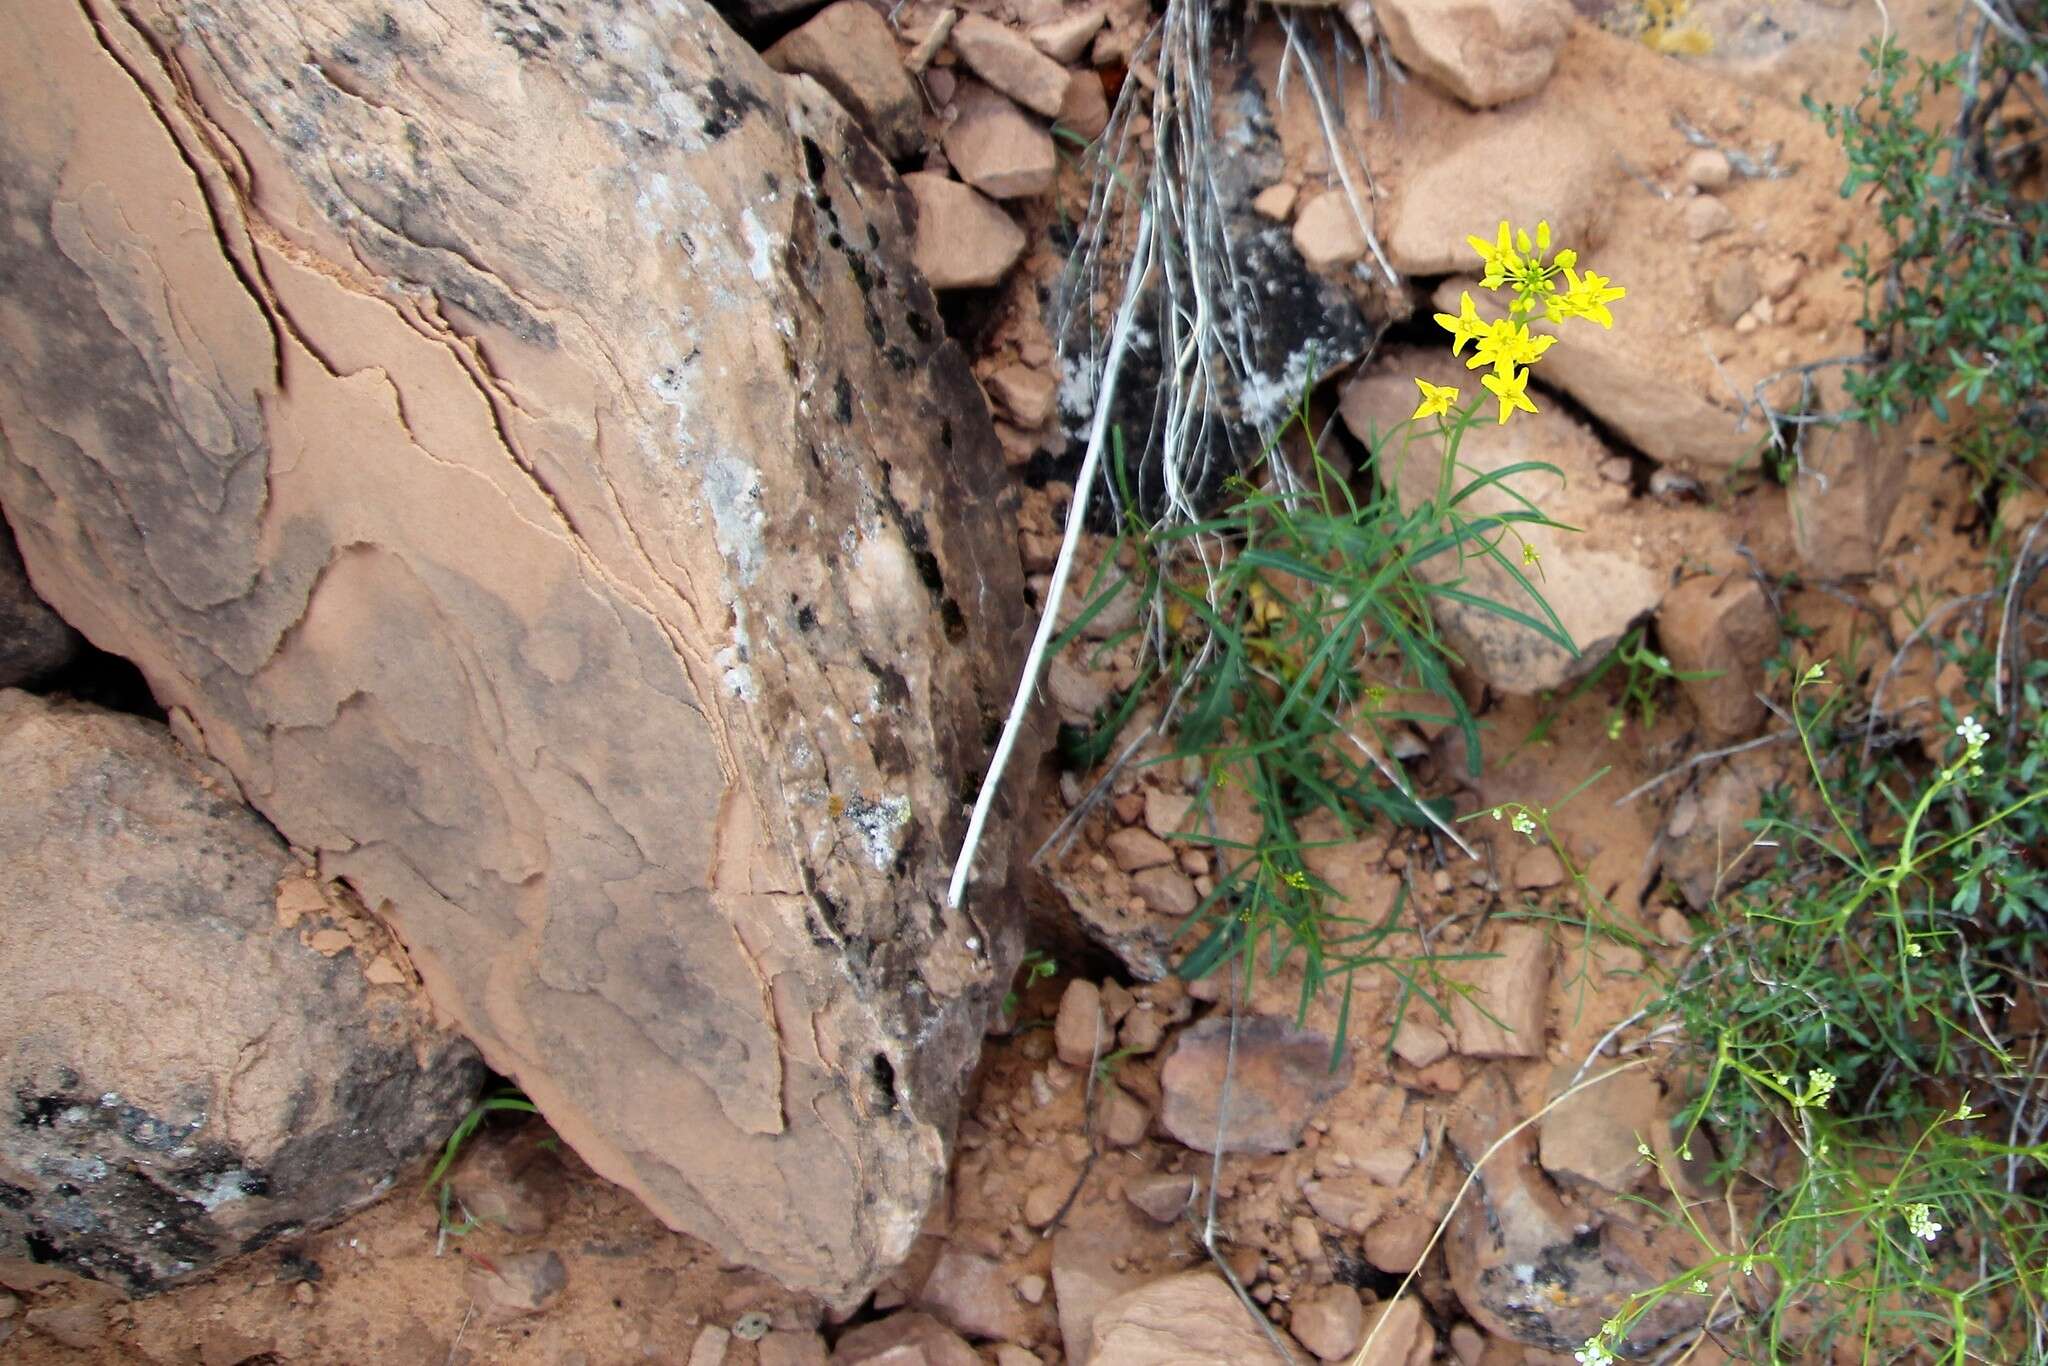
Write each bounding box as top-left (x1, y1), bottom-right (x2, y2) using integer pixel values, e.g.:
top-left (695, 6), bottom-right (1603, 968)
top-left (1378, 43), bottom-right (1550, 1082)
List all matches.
top-left (842, 793), bottom-right (911, 871)
top-left (1238, 339), bottom-right (1321, 433)
top-left (740, 207), bottom-right (775, 283)
top-left (700, 455), bottom-right (766, 585)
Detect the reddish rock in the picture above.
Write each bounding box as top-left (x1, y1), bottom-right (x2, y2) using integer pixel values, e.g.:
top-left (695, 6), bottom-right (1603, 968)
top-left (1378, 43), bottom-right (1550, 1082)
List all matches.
top-left (1087, 1272), bottom-right (1293, 1364)
top-left (766, 2), bottom-right (922, 160)
top-left (1292, 190), bottom-right (1368, 272)
top-left (951, 14), bottom-right (1070, 117)
top-left (830, 1311), bottom-right (981, 1366)
top-left (1292, 1285), bottom-right (1364, 1360)
top-left (916, 1245), bottom-right (1031, 1342)
top-left (1375, 0), bottom-right (1572, 107)
top-left (1447, 924), bottom-right (1549, 1057)
top-left (907, 172), bottom-right (1028, 289)
top-left (942, 83), bottom-right (1055, 200)
top-left (1055, 980), bottom-right (1107, 1066)
top-left (1159, 1014), bottom-right (1352, 1153)
top-left (0, 1), bottom-right (1028, 1306)
top-left (1657, 574), bottom-right (1782, 739)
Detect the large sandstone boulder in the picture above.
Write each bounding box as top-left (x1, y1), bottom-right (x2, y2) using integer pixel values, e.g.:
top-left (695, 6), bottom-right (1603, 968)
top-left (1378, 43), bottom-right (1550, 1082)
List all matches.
top-left (0, 691), bottom-right (484, 1293)
top-left (0, 0), bottom-right (1027, 1304)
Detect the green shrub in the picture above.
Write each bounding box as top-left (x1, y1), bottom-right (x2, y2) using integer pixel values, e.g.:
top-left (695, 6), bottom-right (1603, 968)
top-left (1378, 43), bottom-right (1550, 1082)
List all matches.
top-left (1807, 14), bottom-right (2048, 492)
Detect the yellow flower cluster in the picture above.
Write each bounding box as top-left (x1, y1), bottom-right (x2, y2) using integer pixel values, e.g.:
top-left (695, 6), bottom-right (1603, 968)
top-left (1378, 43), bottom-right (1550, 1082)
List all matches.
top-left (1410, 220), bottom-right (1626, 425)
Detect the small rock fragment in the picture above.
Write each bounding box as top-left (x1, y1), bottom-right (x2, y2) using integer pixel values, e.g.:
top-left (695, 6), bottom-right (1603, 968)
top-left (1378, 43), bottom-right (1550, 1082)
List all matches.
top-left (1304, 1176), bottom-right (1387, 1233)
top-left (951, 13), bottom-right (1071, 117)
top-left (1682, 149), bottom-right (1732, 191)
top-left (448, 1129), bottom-right (564, 1236)
top-left (766, 2), bottom-right (924, 161)
top-left (1057, 68), bottom-right (1111, 140)
top-left (1252, 183), bottom-right (1298, 221)
top-left (1656, 574), bottom-right (1782, 739)
top-left (1055, 979), bottom-right (1106, 1065)
top-left (987, 364), bottom-right (1056, 428)
top-left (1126, 1172), bottom-right (1197, 1223)
top-left (942, 83), bottom-right (1056, 199)
top-left (1099, 1083), bottom-right (1151, 1147)
top-left (1291, 190), bottom-right (1367, 272)
top-left (1391, 1017), bottom-right (1449, 1068)
top-left (1538, 1063), bottom-right (1663, 1193)
top-left (1142, 789), bottom-right (1193, 841)
top-left (1449, 1322), bottom-right (1485, 1366)
top-left (905, 173), bottom-right (1026, 289)
top-left (468, 1249), bottom-right (567, 1318)
top-left (1029, 6), bottom-right (1105, 62)
top-left (759, 1331), bottom-right (829, 1366)
top-left (1374, 0), bottom-right (1572, 107)
top-left (1023, 1182), bottom-right (1066, 1228)
top-left (1131, 865), bottom-right (1199, 916)
top-left (24, 1305), bottom-right (106, 1351)
top-left (1364, 1212), bottom-right (1433, 1273)
top-left (1352, 1296), bottom-right (1428, 1366)
top-left (994, 1347), bottom-right (1042, 1366)
top-left (1708, 257), bottom-right (1760, 326)
top-left (1087, 1272), bottom-right (1294, 1364)
top-left (1159, 1014), bottom-right (1352, 1153)
top-left (831, 1310), bottom-right (981, 1366)
top-left (688, 1324), bottom-right (733, 1366)
top-left (1511, 845), bottom-right (1564, 890)
top-left (1760, 256), bottom-right (1804, 300)
top-left (1683, 195), bottom-right (1735, 241)
top-left (1447, 924), bottom-right (1548, 1057)
top-left (917, 1244), bottom-right (1032, 1341)
top-left (1107, 827), bottom-right (1175, 872)
top-left (1015, 1273), bottom-right (1047, 1305)
top-left (1291, 1285), bottom-right (1365, 1361)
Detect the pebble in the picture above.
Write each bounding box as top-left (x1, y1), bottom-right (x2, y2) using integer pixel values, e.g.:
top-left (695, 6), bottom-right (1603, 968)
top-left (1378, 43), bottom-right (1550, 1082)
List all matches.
top-left (1054, 979), bottom-right (1106, 1065)
top-left (757, 1330), bottom-right (829, 1366)
top-left (951, 13), bottom-right (1070, 117)
top-left (1131, 865), bottom-right (1198, 916)
top-left (1684, 194), bottom-right (1735, 241)
top-left (1682, 148), bottom-right (1732, 191)
top-left (1252, 183), bottom-right (1298, 221)
top-left (986, 363), bottom-right (1055, 427)
top-left (942, 82), bottom-right (1055, 199)
top-left (1512, 845), bottom-right (1565, 890)
top-left (904, 172), bottom-right (1025, 289)
top-left (1107, 826), bottom-right (1175, 871)
top-left (1029, 6), bottom-right (1105, 62)
top-left (918, 1244), bottom-right (1032, 1341)
top-left (1024, 1182), bottom-right (1067, 1227)
top-left (1098, 1083), bottom-right (1151, 1147)
top-left (1126, 1171), bottom-right (1197, 1223)
top-left (1290, 1285), bottom-right (1365, 1361)
top-left (1291, 189), bottom-right (1368, 271)
top-left (686, 1324), bottom-right (732, 1366)
top-left (467, 1249), bottom-right (567, 1318)
top-left (1015, 1273), bottom-right (1047, 1304)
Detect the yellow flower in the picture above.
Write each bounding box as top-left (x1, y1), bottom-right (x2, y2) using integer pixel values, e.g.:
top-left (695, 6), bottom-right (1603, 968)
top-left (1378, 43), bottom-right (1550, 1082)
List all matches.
top-left (1466, 220), bottom-right (1522, 289)
top-left (1467, 319), bottom-right (1555, 376)
top-left (1481, 365), bottom-right (1539, 424)
top-left (1564, 269), bottom-right (1626, 328)
top-left (1432, 290), bottom-right (1487, 356)
top-left (1411, 378), bottom-right (1460, 420)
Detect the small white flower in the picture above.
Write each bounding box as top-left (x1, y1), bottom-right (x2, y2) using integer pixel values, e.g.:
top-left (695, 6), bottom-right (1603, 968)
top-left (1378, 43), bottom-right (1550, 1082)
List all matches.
top-left (1512, 811), bottom-right (1537, 837)
top-left (1956, 1095), bottom-right (1979, 1122)
top-left (1636, 1140), bottom-right (1653, 1159)
top-left (1491, 806), bottom-right (1504, 821)
top-left (1905, 1203), bottom-right (1943, 1242)
top-left (1690, 1278), bottom-right (1710, 1294)
top-left (1958, 716), bottom-right (1989, 749)
top-left (1575, 1344), bottom-right (1616, 1366)
top-left (1906, 940), bottom-right (1924, 958)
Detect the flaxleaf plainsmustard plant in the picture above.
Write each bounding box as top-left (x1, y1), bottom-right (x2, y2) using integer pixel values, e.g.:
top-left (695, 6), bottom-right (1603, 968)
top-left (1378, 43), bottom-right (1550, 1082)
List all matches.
top-left (1419, 219), bottom-right (1626, 425)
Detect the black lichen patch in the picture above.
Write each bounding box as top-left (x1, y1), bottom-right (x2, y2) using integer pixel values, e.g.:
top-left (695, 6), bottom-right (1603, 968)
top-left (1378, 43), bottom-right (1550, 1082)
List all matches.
top-left (702, 76), bottom-right (772, 140)
top-left (833, 373), bottom-right (853, 424)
